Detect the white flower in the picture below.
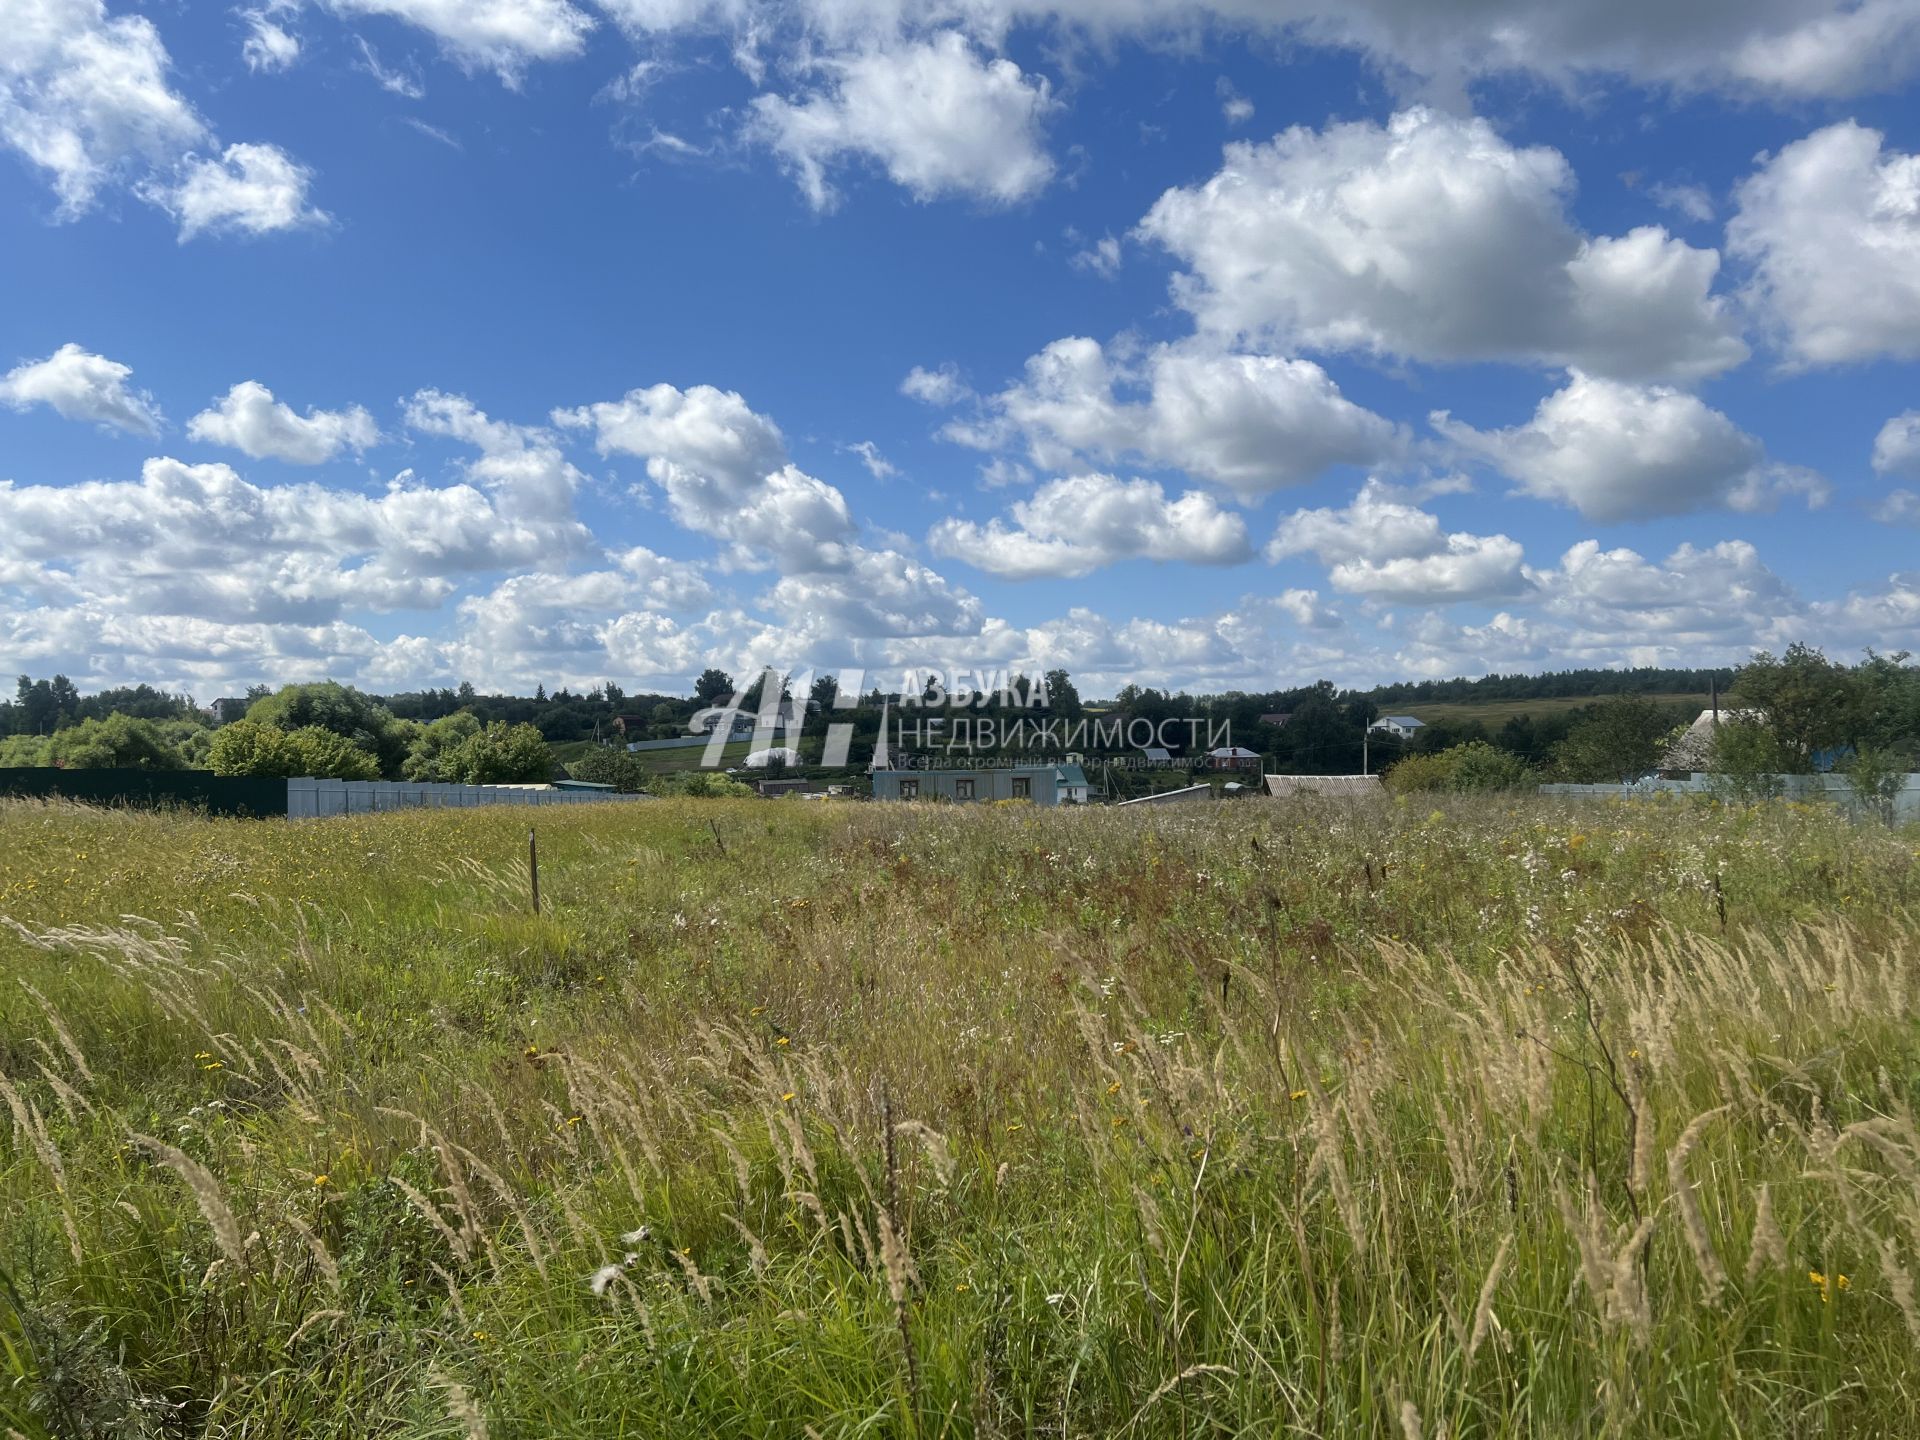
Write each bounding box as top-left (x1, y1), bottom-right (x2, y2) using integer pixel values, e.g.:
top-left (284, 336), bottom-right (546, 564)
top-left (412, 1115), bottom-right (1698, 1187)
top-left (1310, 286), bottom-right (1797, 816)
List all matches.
top-left (588, 1264), bottom-right (625, 1296)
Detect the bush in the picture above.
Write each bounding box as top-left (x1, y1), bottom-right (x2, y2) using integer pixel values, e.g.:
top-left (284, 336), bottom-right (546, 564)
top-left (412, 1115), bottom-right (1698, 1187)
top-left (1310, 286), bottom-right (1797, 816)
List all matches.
top-left (650, 769), bottom-right (755, 798)
top-left (439, 722), bottom-right (553, 785)
top-left (245, 682), bottom-right (406, 775)
top-left (209, 720), bottom-right (380, 780)
top-left (43, 715), bottom-right (187, 771)
top-left (1380, 750), bottom-right (1458, 794)
top-left (1384, 741), bottom-right (1533, 794)
top-left (567, 749), bottom-right (649, 793)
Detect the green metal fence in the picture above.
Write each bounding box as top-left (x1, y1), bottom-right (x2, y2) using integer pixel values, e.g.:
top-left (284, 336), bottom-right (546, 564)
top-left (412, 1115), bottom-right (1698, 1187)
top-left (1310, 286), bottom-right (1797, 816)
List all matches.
top-left (0, 768), bottom-right (289, 818)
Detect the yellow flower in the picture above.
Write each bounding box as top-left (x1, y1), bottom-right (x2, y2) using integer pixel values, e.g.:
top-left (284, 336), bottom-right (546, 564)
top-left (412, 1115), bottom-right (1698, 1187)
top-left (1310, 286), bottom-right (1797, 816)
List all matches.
top-left (775, 1036), bottom-right (790, 1047)
top-left (201, 1061), bottom-right (223, 1071)
top-left (780, 1091), bottom-right (797, 1103)
top-left (1005, 1122), bottom-right (1024, 1133)
top-left (1105, 1081), bottom-right (1121, 1096)
top-left (1111, 1115), bottom-right (1128, 1128)
top-left (1289, 1089), bottom-right (1308, 1101)
top-left (471, 1330), bottom-right (492, 1342)
top-left (954, 1282), bottom-right (971, 1293)
top-left (750, 1005), bottom-right (767, 1016)
top-left (311, 1173), bottom-right (330, 1188)
top-left (563, 1114), bottom-right (582, 1128)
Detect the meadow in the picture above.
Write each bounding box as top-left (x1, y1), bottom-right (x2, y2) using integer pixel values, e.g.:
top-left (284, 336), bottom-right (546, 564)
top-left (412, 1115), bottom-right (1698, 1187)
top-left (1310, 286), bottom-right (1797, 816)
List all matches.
top-left (1, 793), bottom-right (1918, 1437)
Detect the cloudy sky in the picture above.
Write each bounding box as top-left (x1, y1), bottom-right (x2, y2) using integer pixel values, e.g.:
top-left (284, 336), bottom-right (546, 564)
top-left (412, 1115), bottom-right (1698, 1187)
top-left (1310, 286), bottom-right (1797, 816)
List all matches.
top-left (4, 0), bottom-right (1920, 699)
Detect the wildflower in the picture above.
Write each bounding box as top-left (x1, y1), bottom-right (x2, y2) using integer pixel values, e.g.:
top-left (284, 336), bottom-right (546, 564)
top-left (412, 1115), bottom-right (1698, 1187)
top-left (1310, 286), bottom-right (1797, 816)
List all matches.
top-left (201, 1061), bottom-right (223, 1071)
top-left (562, 1114), bottom-right (582, 1128)
top-left (780, 1091), bottom-right (797, 1103)
top-left (954, 1281), bottom-right (971, 1293)
top-left (750, 1005), bottom-right (767, 1017)
top-left (1290, 1089), bottom-right (1308, 1101)
top-left (311, 1174), bottom-right (330, 1188)
top-left (1005, 1122), bottom-right (1024, 1133)
top-left (1105, 1081), bottom-right (1121, 1096)
top-left (1111, 1115), bottom-right (1128, 1128)
top-left (471, 1330), bottom-right (492, 1342)
top-left (775, 1036), bottom-right (790, 1047)
top-left (588, 1264), bottom-right (626, 1296)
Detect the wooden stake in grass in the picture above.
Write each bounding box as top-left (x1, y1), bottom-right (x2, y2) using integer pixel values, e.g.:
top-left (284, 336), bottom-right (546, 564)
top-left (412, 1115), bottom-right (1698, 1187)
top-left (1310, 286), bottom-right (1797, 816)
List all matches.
top-left (528, 827), bottom-right (540, 915)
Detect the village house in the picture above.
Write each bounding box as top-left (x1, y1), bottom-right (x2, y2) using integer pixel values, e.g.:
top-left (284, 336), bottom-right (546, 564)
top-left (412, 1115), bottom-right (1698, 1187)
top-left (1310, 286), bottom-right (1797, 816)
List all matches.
top-left (1369, 715), bottom-right (1427, 741)
top-left (871, 766), bottom-right (1061, 804)
top-left (1207, 745), bottom-right (1263, 773)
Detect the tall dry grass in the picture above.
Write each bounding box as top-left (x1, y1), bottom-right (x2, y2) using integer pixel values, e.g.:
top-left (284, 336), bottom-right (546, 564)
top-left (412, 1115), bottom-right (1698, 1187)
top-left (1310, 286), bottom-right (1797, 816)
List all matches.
top-left (0, 792), bottom-right (1917, 1435)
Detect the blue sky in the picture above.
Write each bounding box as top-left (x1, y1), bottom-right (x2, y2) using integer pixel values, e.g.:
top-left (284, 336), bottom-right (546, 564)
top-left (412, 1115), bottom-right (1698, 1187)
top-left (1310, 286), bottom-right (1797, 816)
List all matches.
top-left (4, 0), bottom-right (1920, 701)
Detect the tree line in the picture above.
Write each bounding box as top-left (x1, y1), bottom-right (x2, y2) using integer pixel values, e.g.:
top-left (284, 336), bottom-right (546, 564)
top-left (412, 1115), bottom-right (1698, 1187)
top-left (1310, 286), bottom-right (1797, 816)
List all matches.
top-left (4, 649), bottom-right (1915, 791)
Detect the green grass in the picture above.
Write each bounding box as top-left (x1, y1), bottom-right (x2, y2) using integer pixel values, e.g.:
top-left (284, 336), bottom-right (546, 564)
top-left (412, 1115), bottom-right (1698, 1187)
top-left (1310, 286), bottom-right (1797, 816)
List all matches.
top-left (1, 794), bottom-right (1918, 1436)
top-left (1399, 692), bottom-right (1711, 730)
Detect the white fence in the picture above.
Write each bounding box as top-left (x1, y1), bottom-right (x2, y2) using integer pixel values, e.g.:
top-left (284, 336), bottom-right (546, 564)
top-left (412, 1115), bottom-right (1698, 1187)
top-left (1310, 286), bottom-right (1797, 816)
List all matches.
top-left (1539, 772), bottom-right (1920, 823)
top-left (288, 778), bottom-right (648, 818)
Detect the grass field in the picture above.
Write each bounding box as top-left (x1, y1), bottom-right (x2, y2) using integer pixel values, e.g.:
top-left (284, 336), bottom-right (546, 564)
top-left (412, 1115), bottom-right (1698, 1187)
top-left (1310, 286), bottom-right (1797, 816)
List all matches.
top-left (2, 794), bottom-right (1919, 1436)
top-left (1398, 693), bottom-right (1712, 730)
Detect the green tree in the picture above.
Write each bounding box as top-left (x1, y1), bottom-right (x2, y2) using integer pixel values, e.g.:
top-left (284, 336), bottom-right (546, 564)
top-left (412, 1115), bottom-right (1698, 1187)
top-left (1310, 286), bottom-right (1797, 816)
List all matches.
top-left (567, 749), bottom-right (649, 793)
top-left (1731, 644), bottom-right (1864, 772)
top-left (245, 682), bottom-right (404, 775)
top-left (1041, 669), bottom-right (1083, 718)
top-left (1449, 741), bottom-right (1534, 792)
top-left (210, 720), bottom-right (379, 780)
top-left (440, 722), bottom-right (553, 784)
top-left (1551, 697), bottom-right (1675, 783)
top-left (402, 712), bottom-right (482, 781)
top-left (0, 734), bottom-right (49, 766)
top-left (693, 668), bottom-right (736, 707)
top-left (1709, 720), bottom-right (1789, 801)
top-left (284, 727), bottom-right (381, 781)
top-left (44, 715), bottom-right (186, 771)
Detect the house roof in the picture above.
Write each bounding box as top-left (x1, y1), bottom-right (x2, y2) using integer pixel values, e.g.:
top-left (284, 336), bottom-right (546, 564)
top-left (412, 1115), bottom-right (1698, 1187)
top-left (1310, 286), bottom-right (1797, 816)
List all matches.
top-left (1263, 773), bottom-right (1384, 798)
top-left (1055, 763), bottom-right (1089, 787)
top-left (1116, 784), bottom-right (1213, 806)
top-left (1209, 746), bottom-right (1261, 758)
top-left (1660, 707), bottom-right (1766, 771)
top-left (1141, 746), bottom-right (1172, 761)
top-left (1378, 715), bottom-right (1425, 727)
top-left (1259, 712), bottom-right (1292, 725)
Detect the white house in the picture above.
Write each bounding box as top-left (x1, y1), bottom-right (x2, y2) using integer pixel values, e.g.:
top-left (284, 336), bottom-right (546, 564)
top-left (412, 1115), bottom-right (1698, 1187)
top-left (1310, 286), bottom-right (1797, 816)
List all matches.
top-left (1369, 715), bottom-right (1426, 741)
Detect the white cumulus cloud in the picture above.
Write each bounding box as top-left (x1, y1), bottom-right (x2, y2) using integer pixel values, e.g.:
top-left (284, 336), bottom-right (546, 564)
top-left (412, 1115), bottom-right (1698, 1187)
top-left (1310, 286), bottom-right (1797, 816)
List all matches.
top-left (144, 142), bottom-right (327, 241)
top-left (747, 31), bottom-right (1055, 209)
top-left (0, 342), bottom-right (163, 435)
top-left (1269, 479), bottom-right (1527, 603)
top-left (188, 381), bottom-right (380, 464)
top-left (1434, 371), bottom-right (1829, 521)
top-left (1137, 107), bottom-right (1748, 382)
top-left (941, 336), bottom-right (1404, 498)
top-left (928, 472), bottom-right (1253, 579)
top-left (1729, 121), bottom-right (1920, 367)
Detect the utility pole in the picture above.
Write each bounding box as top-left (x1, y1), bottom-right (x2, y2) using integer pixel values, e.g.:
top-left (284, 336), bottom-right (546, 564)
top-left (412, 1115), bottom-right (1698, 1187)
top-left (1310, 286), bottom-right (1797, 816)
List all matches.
top-left (1362, 725), bottom-right (1369, 776)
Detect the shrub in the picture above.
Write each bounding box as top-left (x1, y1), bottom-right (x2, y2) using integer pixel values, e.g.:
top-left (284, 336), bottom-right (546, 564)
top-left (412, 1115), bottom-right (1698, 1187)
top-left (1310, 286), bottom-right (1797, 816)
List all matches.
top-left (209, 720), bottom-right (379, 780)
top-left (567, 749), bottom-right (649, 793)
top-left (650, 769), bottom-right (755, 798)
top-left (42, 715), bottom-right (187, 771)
top-left (1384, 741), bottom-right (1533, 794)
